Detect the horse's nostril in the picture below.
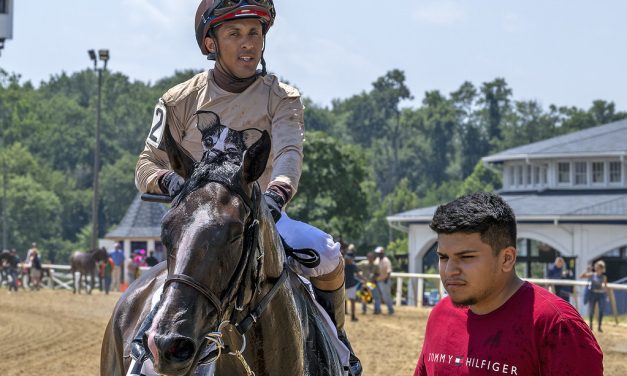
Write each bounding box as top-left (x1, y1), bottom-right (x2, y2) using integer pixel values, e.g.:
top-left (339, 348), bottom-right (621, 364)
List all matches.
top-left (164, 337), bottom-right (196, 363)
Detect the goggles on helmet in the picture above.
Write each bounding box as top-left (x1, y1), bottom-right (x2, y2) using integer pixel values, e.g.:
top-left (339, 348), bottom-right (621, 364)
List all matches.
top-left (197, 0), bottom-right (275, 41)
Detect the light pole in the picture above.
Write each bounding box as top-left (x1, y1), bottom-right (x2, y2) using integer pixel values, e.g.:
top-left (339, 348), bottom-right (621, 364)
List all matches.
top-left (88, 49), bottom-right (109, 251)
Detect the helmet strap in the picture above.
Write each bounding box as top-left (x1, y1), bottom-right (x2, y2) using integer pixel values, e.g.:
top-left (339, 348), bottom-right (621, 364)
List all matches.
top-left (260, 34), bottom-right (268, 76)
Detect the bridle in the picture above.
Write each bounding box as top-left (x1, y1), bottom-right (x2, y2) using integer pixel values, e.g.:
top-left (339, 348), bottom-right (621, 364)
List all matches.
top-left (161, 175), bottom-right (288, 370)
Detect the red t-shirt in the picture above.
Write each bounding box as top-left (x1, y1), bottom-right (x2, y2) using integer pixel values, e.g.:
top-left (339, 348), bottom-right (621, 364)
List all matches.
top-left (415, 282), bottom-right (602, 375)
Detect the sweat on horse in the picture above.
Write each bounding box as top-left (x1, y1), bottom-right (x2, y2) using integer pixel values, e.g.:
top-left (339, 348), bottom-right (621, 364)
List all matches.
top-left (70, 247), bottom-right (108, 294)
top-left (101, 115), bottom-right (345, 375)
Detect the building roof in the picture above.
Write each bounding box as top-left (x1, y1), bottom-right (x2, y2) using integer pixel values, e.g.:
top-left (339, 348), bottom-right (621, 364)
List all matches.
top-left (387, 191), bottom-right (627, 225)
top-left (105, 193), bottom-right (167, 239)
top-left (483, 118), bottom-right (627, 163)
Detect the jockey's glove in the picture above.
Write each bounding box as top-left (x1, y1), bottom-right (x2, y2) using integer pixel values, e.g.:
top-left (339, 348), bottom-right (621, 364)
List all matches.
top-left (263, 191), bottom-right (285, 223)
top-left (159, 171), bottom-right (185, 198)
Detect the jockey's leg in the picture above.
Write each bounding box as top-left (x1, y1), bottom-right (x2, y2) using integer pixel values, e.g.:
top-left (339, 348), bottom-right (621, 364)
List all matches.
top-left (311, 259), bottom-right (363, 376)
top-left (276, 213), bottom-right (362, 376)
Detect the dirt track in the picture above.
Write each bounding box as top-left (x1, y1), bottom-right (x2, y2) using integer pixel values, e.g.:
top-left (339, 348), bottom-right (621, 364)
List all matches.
top-left (0, 289), bottom-right (626, 375)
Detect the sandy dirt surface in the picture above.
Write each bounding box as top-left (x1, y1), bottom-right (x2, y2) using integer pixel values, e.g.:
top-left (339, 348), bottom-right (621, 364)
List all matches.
top-left (0, 289), bottom-right (626, 375)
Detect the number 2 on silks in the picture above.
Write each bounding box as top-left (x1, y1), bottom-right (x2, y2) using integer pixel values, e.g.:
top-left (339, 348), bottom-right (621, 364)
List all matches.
top-left (146, 100), bottom-right (167, 149)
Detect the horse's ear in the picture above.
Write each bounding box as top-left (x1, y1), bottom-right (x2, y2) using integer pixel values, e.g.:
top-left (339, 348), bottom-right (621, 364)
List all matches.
top-left (162, 123), bottom-right (195, 179)
top-left (240, 130), bottom-right (271, 184)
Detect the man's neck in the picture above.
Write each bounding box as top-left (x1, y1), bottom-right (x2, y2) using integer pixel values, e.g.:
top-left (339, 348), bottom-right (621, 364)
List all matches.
top-left (469, 275), bottom-right (524, 315)
top-left (212, 63), bottom-right (259, 94)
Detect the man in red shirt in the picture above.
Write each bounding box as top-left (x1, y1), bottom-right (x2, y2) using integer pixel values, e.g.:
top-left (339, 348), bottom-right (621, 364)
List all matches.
top-left (415, 192), bottom-right (602, 376)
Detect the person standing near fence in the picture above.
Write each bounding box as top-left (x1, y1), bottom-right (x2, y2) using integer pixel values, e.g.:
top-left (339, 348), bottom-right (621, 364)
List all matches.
top-left (580, 260), bottom-right (608, 332)
top-left (415, 192), bottom-right (602, 376)
top-left (358, 251), bottom-right (380, 314)
top-left (546, 256), bottom-right (574, 302)
top-left (109, 242), bottom-right (124, 292)
top-left (374, 246), bottom-right (395, 315)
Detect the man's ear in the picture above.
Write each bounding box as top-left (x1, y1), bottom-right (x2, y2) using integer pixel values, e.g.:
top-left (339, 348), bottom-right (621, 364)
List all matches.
top-left (239, 130), bottom-right (271, 185)
top-left (204, 37), bottom-right (216, 54)
top-left (501, 246), bottom-right (518, 272)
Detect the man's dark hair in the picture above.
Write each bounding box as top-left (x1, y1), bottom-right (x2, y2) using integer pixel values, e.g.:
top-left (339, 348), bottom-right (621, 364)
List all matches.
top-left (430, 192), bottom-right (517, 254)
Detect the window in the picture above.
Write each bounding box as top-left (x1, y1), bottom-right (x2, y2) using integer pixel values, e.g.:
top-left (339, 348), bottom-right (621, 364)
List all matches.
top-left (609, 161), bottom-right (622, 183)
top-left (508, 166), bottom-right (515, 186)
top-left (0, 0), bottom-right (6, 14)
top-left (517, 165), bottom-right (523, 186)
top-left (541, 166), bottom-right (547, 185)
top-left (526, 165), bottom-right (532, 185)
top-left (558, 162), bottom-right (570, 184)
top-left (533, 166), bottom-right (540, 185)
top-left (574, 162), bottom-right (587, 185)
top-left (592, 162), bottom-right (604, 183)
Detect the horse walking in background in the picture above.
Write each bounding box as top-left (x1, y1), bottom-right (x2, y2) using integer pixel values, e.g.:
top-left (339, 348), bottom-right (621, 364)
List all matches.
top-left (70, 247), bottom-right (108, 294)
top-left (101, 119), bottom-right (344, 375)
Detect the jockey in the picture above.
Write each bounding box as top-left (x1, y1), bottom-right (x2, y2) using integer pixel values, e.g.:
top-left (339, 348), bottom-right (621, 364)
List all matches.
top-left (134, 1), bottom-right (361, 374)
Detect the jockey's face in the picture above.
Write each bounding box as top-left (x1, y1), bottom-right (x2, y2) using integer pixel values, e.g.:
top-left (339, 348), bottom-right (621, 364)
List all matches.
top-left (205, 18), bottom-right (264, 79)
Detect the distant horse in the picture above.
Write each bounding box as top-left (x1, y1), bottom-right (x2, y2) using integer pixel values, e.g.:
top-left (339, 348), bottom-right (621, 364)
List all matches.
top-left (101, 117), bottom-right (344, 375)
top-left (70, 247), bottom-right (108, 294)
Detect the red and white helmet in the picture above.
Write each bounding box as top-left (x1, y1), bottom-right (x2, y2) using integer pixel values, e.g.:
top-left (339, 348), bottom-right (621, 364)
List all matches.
top-left (195, 0), bottom-right (276, 56)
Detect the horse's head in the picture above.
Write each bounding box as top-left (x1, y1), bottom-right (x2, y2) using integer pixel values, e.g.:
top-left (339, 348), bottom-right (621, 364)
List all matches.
top-left (94, 247), bottom-right (108, 263)
top-left (146, 112), bottom-right (273, 375)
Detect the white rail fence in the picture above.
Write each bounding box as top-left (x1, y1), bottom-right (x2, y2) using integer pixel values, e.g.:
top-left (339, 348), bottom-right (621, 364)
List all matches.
top-left (8, 264), bottom-right (626, 324)
top-left (391, 272), bottom-right (627, 325)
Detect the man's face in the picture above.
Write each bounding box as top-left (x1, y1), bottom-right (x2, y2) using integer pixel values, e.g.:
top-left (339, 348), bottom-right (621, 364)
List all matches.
top-left (206, 18), bottom-right (264, 79)
top-left (437, 232), bottom-right (507, 309)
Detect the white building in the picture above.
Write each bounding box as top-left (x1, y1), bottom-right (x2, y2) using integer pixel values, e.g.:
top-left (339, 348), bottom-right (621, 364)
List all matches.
top-left (388, 119), bottom-right (627, 304)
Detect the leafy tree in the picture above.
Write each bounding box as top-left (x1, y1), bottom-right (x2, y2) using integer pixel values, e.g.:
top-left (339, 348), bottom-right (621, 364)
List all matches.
top-left (289, 132), bottom-right (370, 241)
top-left (479, 78), bottom-right (512, 148)
top-left (100, 152), bottom-right (140, 232)
top-left (457, 161), bottom-right (502, 196)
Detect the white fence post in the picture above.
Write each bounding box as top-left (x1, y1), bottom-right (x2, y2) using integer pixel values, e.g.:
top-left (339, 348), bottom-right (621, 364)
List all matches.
top-left (395, 277), bottom-right (403, 306)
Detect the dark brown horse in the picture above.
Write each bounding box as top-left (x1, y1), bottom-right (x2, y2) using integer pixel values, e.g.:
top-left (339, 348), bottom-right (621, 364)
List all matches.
top-left (70, 247), bottom-right (108, 294)
top-left (101, 118), bottom-right (344, 375)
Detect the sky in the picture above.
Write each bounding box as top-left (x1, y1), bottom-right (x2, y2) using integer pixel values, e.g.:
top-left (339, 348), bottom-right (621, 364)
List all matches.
top-left (1, 0), bottom-right (626, 111)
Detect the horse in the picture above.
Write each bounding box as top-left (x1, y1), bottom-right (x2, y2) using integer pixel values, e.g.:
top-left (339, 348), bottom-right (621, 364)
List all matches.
top-left (70, 247), bottom-right (108, 294)
top-left (101, 116), bottom-right (344, 375)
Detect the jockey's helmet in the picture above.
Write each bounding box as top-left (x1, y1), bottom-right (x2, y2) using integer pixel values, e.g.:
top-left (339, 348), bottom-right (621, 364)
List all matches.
top-left (195, 0), bottom-right (276, 57)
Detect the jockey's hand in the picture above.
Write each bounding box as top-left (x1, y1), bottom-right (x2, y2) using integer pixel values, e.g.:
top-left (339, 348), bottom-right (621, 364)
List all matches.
top-left (159, 171), bottom-right (185, 198)
top-left (263, 191), bottom-right (284, 222)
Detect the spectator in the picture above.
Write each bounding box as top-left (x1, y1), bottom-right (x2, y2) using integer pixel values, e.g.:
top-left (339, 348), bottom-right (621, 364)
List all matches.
top-left (357, 251), bottom-right (380, 314)
top-left (374, 246), bottom-right (395, 315)
top-left (414, 192), bottom-right (602, 375)
top-left (126, 256), bottom-right (139, 285)
top-left (99, 255), bottom-right (115, 295)
top-left (580, 260), bottom-right (608, 332)
top-left (344, 252), bottom-right (364, 322)
top-left (24, 242), bottom-right (38, 288)
top-left (7, 249), bottom-right (19, 292)
top-left (546, 256), bottom-right (574, 302)
top-left (145, 251), bottom-right (159, 267)
top-left (109, 242), bottom-right (124, 292)
top-left (29, 249), bottom-right (43, 290)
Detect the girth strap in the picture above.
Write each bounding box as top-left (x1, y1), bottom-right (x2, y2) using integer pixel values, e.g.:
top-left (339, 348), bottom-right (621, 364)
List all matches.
top-left (165, 274), bottom-right (224, 319)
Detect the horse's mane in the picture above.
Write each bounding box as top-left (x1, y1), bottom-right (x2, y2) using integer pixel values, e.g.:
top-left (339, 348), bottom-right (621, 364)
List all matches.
top-left (172, 150), bottom-right (243, 207)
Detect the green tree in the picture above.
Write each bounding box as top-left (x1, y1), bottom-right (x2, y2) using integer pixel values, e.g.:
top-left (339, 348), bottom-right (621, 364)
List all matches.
top-left (100, 152), bottom-right (140, 232)
top-left (289, 132), bottom-right (370, 240)
top-left (457, 161), bottom-right (502, 196)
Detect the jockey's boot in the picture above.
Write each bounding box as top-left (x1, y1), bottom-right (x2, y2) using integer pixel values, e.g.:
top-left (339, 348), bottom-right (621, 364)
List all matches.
top-left (314, 285), bottom-right (363, 376)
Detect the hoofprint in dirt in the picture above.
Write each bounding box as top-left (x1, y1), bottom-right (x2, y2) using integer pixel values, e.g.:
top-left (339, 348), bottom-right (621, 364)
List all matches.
top-left (0, 289), bottom-right (626, 376)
